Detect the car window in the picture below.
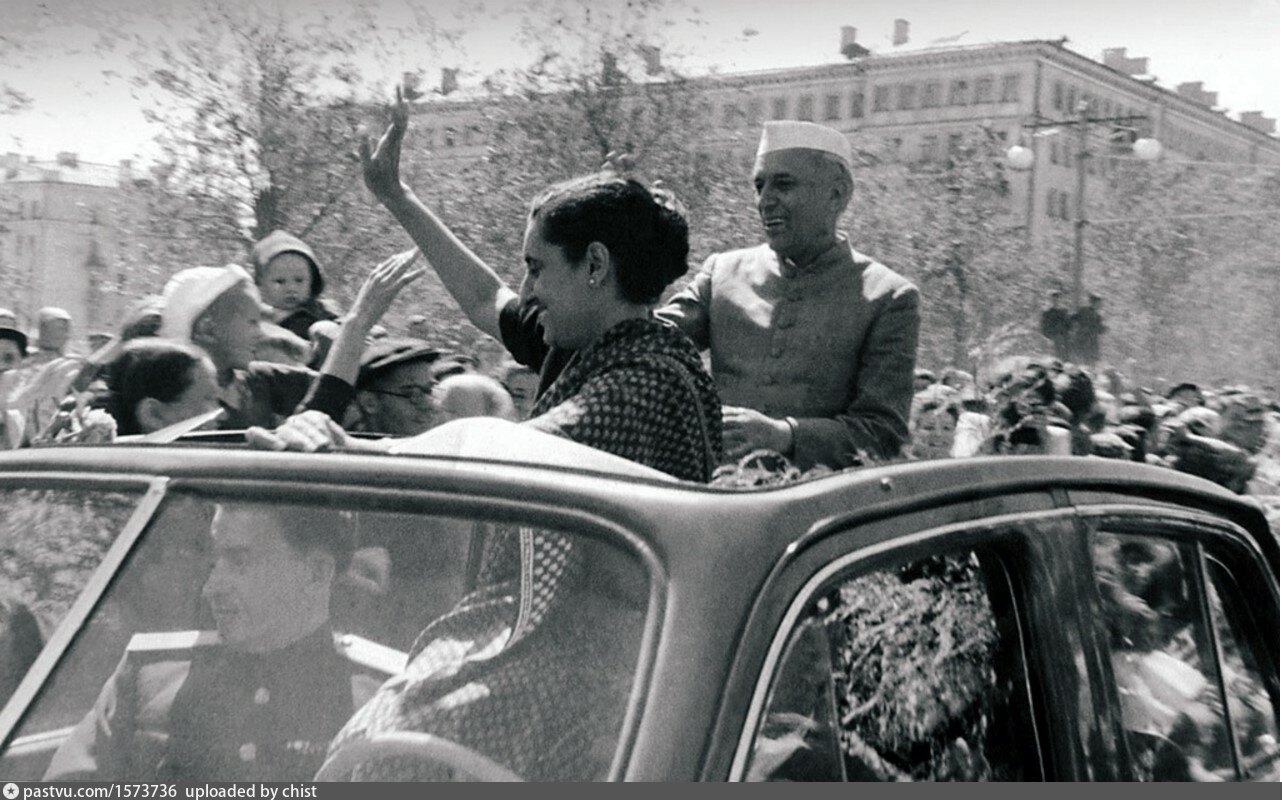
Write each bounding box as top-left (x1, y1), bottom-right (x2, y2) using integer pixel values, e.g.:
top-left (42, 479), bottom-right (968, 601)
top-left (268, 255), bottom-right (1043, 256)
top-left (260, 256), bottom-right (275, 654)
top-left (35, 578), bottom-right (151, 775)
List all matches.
top-left (1, 493), bottom-right (649, 782)
top-left (0, 486), bottom-right (145, 706)
top-left (1203, 557), bottom-right (1279, 780)
top-left (745, 548), bottom-right (1040, 781)
top-left (1087, 529), bottom-right (1278, 781)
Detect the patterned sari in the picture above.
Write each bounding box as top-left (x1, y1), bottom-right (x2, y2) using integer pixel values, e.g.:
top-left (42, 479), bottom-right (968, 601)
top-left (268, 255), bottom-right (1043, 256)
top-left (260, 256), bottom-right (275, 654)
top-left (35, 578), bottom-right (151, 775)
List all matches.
top-left (325, 317), bottom-right (721, 780)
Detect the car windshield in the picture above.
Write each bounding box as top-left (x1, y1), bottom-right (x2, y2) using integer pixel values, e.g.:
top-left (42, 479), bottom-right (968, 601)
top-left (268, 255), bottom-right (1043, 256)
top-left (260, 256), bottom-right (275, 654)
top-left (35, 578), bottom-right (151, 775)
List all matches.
top-left (1, 489), bottom-right (649, 782)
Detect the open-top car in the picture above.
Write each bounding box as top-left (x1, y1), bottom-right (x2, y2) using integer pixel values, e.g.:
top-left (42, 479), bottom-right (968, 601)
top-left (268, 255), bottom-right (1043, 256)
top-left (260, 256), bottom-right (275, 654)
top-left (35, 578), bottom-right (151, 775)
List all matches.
top-left (0, 420), bottom-right (1277, 781)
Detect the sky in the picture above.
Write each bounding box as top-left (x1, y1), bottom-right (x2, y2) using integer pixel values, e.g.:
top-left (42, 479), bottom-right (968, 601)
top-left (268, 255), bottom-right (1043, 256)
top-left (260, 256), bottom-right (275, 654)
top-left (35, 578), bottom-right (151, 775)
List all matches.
top-left (2, 0), bottom-right (1279, 165)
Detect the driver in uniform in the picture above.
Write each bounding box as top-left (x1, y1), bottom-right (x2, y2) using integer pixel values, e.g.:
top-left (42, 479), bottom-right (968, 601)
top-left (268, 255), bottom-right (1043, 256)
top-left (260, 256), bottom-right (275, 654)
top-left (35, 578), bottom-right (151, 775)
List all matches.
top-left (45, 504), bottom-right (398, 782)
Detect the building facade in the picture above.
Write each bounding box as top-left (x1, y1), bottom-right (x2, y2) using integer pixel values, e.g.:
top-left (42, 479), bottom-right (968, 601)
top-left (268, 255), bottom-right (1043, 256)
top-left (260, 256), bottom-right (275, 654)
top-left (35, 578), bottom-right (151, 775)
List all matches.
top-left (0, 153), bottom-right (147, 343)
top-left (414, 31), bottom-right (1278, 243)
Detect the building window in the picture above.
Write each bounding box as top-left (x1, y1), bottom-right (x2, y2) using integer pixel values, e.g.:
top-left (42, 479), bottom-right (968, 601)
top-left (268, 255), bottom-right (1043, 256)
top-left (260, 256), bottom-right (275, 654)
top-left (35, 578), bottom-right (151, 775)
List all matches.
top-left (29, 201), bottom-right (39, 219)
top-left (1050, 140), bottom-right (1060, 165)
top-left (1059, 192), bottom-right (1070, 219)
top-left (994, 130), bottom-right (1008, 143)
top-left (897, 83), bottom-right (917, 110)
top-left (746, 98), bottom-right (763, 123)
top-left (948, 79), bottom-right (969, 105)
top-left (1066, 86), bottom-right (1078, 113)
top-left (920, 82), bottom-right (941, 108)
top-left (974, 77), bottom-right (995, 103)
top-left (824, 93), bottom-right (841, 121)
top-left (796, 95), bottom-right (815, 121)
top-left (1000, 74), bottom-right (1020, 102)
top-left (919, 134), bottom-right (939, 161)
top-left (1053, 81), bottom-right (1064, 111)
top-left (872, 85), bottom-right (891, 112)
top-left (849, 91), bottom-right (865, 118)
top-left (947, 133), bottom-right (964, 153)
top-left (1046, 189), bottom-right (1058, 218)
top-left (772, 97), bottom-right (788, 120)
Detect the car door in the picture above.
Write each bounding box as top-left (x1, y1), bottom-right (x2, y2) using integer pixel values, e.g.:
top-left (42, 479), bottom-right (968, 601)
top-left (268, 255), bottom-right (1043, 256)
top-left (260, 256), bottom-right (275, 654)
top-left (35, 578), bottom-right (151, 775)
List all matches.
top-left (1070, 499), bottom-right (1279, 781)
top-left (719, 491), bottom-right (1115, 781)
top-left (0, 467), bottom-right (663, 783)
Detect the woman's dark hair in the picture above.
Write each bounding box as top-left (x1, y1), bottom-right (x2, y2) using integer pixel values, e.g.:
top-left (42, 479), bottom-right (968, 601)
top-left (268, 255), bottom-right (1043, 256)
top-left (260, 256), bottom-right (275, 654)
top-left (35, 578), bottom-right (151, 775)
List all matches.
top-left (528, 172), bottom-right (689, 305)
top-left (94, 339), bottom-right (211, 436)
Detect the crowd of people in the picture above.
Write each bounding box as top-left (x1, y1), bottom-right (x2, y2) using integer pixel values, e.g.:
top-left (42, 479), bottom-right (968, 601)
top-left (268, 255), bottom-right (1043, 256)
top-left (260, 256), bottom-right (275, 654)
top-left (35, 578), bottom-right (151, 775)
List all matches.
top-left (0, 87), bottom-right (1277, 783)
top-left (904, 361), bottom-right (1279, 528)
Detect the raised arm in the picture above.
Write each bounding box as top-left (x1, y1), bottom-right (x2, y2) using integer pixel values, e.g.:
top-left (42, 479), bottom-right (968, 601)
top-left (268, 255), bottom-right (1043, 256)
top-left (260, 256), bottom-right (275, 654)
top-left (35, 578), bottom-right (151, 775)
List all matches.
top-left (250, 250), bottom-right (423, 455)
top-left (319, 248), bottom-right (424, 387)
top-left (360, 86), bottom-right (517, 340)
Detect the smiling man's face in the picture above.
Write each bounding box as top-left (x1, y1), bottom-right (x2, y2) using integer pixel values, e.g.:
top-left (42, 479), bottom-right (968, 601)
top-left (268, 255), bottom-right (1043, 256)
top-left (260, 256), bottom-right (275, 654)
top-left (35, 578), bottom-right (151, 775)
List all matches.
top-left (752, 149), bottom-right (845, 265)
top-left (201, 506), bottom-right (327, 653)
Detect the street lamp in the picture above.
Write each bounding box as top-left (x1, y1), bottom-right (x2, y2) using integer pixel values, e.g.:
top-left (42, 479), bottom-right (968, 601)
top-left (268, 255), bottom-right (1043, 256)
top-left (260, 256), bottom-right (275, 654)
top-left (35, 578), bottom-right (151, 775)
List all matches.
top-left (1005, 101), bottom-right (1162, 308)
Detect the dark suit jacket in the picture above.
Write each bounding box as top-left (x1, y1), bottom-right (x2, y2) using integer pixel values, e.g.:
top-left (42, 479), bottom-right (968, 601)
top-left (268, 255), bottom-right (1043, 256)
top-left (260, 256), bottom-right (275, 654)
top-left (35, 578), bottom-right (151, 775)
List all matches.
top-left (44, 628), bottom-right (388, 782)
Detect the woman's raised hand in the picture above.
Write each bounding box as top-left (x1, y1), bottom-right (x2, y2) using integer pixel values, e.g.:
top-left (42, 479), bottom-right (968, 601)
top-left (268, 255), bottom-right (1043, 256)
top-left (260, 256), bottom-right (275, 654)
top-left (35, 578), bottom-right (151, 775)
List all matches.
top-left (360, 84), bottom-right (411, 202)
top-left (348, 248), bottom-right (425, 327)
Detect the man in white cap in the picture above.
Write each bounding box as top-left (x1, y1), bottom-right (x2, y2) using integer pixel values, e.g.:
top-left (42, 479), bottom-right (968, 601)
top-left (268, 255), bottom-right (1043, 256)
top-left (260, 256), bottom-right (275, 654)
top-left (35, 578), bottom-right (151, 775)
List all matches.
top-left (160, 255), bottom-right (421, 431)
top-left (30, 306), bottom-right (74, 364)
top-left (658, 120), bottom-right (920, 469)
top-left (159, 264), bottom-right (318, 429)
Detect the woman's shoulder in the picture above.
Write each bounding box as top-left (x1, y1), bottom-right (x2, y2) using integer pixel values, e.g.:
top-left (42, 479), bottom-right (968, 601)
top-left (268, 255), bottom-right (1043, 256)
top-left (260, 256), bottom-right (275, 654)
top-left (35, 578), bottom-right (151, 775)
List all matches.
top-left (605, 319), bottom-right (708, 377)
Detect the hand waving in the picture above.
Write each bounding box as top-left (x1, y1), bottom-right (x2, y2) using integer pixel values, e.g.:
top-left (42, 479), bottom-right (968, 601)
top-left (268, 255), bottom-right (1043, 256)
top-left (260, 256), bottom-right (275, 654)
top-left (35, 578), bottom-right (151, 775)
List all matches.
top-left (349, 248), bottom-right (425, 327)
top-left (359, 84), bottom-right (411, 202)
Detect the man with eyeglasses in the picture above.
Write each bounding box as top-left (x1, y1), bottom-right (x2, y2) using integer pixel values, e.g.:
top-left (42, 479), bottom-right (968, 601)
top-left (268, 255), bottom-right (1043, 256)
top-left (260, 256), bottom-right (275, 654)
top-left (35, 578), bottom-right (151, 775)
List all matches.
top-left (353, 337), bottom-right (473, 435)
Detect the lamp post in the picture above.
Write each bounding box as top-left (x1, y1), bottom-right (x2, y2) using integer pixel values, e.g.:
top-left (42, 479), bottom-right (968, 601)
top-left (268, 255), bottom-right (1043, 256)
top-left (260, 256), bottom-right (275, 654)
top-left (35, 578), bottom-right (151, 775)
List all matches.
top-left (1005, 101), bottom-right (1162, 307)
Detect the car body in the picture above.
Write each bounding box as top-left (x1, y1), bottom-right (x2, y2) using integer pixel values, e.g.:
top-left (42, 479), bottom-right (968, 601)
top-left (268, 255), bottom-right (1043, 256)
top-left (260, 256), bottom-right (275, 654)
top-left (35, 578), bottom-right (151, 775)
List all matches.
top-left (0, 422), bottom-right (1277, 781)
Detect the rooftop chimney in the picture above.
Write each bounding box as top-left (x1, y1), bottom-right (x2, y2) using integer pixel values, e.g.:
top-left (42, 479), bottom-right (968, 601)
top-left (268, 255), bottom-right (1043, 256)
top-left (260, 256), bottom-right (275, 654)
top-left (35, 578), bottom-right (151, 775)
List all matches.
top-left (893, 19), bottom-right (909, 46)
top-left (840, 26), bottom-right (869, 59)
top-left (439, 67), bottom-right (458, 96)
top-left (637, 44), bottom-right (662, 76)
top-left (1239, 111), bottom-right (1277, 135)
top-left (1102, 47), bottom-right (1149, 76)
top-left (56, 151), bottom-right (78, 168)
top-left (1176, 81), bottom-right (1218, 107)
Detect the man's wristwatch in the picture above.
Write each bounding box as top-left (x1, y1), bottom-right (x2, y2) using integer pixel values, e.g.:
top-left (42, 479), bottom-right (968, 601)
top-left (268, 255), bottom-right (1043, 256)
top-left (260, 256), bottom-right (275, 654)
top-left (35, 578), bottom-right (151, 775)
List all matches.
top-left (783, 416), bottom-right (799, 458)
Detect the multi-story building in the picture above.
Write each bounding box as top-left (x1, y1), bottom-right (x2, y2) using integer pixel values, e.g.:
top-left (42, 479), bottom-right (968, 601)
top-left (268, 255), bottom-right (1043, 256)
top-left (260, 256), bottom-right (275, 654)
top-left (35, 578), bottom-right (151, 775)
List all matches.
top-left (416, 21), bottom-right (1278, 243)
top-left (0, 152), bottom-right (146, 342)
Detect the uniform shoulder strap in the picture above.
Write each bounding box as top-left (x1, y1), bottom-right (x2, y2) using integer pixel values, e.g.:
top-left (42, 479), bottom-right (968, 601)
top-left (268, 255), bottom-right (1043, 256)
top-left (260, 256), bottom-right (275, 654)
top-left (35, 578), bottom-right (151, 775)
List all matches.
top-left (333, 632), bottom-right (407, 676)
top-left (124, 630), bottom-right (221, 662)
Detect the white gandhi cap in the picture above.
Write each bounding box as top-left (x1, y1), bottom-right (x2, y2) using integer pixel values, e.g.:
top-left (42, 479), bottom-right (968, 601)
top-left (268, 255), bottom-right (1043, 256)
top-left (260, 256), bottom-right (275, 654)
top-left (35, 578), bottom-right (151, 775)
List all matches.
top-left (756, 121), bottom-right (853, 171)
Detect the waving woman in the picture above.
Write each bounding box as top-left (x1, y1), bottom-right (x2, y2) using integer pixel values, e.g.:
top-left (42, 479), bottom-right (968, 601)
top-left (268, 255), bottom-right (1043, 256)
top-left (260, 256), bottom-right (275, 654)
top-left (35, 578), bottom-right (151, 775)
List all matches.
top-left (257, 85), bottom-right (721, 482)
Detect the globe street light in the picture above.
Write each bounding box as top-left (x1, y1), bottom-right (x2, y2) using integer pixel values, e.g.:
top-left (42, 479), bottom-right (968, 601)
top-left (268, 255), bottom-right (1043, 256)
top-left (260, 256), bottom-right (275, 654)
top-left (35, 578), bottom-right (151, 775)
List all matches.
top-left (1005, 102), bottom-right (1162, 307)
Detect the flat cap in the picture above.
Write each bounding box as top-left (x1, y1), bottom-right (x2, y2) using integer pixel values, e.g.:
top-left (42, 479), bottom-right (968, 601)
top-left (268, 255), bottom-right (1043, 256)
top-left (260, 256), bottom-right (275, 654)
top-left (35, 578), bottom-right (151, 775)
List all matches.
top-left (357, 337), bottom-right (471, 389)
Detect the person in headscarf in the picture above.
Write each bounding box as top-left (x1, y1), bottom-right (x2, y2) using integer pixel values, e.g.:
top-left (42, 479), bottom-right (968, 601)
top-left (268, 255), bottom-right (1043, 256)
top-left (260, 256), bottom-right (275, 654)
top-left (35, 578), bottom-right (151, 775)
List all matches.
top-left (247, 86), bottom-right (723, 781)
